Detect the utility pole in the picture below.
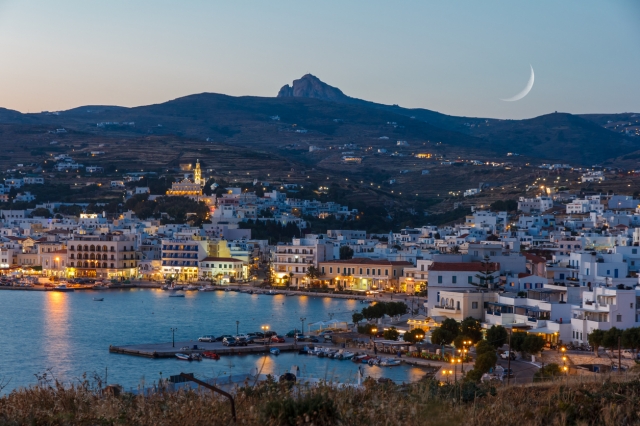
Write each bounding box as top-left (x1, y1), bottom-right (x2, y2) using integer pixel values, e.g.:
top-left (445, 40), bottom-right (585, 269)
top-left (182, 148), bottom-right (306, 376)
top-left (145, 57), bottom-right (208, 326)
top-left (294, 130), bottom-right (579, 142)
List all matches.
top-left (170, 327), bottom-right (177, 348)
top-left (618, 335), bottom-right (622, 374)
top-left (507, 329), bottom-right (512, 386)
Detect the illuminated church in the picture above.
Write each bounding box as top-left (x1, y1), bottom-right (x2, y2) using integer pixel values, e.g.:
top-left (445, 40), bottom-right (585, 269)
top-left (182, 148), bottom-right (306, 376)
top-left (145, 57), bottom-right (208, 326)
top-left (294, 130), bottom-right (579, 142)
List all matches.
top-left (166, 160), bottom-right (205, 196)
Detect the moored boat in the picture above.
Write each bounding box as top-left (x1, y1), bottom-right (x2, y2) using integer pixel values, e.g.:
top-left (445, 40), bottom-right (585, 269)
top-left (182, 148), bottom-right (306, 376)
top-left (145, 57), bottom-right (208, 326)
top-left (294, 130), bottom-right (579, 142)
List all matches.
top-left (379, 358), bottom-right (401, 367)
top-left (169, 294), bottom-right (185, 298)
top-left (53, 284), bottom-right (74, 292)
top-left (202, 351), bottom-right (220, 360)
top-left (175, 353), bottom-right (191, 360)
top-left (93, 297), bottom-right (104, 301)
top-left (270, 347), bottom-right (280, 355)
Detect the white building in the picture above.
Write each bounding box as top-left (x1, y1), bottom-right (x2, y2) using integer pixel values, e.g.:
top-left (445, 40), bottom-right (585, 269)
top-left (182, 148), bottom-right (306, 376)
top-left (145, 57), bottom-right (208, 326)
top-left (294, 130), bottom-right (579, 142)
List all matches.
top-left (518, 196), bottom-right (553, 213)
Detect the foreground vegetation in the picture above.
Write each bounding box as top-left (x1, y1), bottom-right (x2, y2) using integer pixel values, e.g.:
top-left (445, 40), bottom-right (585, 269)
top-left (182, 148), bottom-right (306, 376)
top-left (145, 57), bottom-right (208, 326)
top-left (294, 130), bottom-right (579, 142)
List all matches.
top-left (4, 373), bottom-right (640, 425)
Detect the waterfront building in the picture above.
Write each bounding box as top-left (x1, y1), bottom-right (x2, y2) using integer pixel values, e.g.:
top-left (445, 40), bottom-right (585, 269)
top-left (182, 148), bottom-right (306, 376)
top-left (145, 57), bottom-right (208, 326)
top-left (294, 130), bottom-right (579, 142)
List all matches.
top-left (66, 232), bottom-right (138, 279)
top-left (199, 257), bottom-right (245, 283)
top-left (318, 258), bottom-right (411, 292)
top-left (160, 238), bottom-right (209, 282)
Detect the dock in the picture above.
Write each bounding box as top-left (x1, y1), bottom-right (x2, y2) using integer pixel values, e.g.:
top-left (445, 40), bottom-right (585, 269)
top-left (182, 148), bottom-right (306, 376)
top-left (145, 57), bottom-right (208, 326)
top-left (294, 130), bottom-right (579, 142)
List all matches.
top-left (109, 340), bottom-right (298, 358)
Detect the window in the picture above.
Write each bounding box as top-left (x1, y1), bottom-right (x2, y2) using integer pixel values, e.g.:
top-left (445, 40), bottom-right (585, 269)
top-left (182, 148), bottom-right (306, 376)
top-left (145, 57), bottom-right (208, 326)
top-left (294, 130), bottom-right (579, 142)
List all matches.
top-left (359, 268), bottom-right (363, 274)
top-left (321, 267), bottom-right (325, 274)
top-left (468, 276), bottom-right (473, 283)
top-left (631, 303), bottom-right (634, 309)
top-left (617, 315), bottom-right (622, 322)
top-left (385, 269), bottom-right (388, 275)
top-left (437, 276), bottom-right (442, 284)
top-left (472, 302), bottom-right (478, 309)
top-left (377, 269), bottom-right (381, 275)
top-left (633, 248), bottom-right (638, 254)
top-left (366, 269), bottom-right (370, 275)
top-left (452, 276), bottom-right (457, 284)
top-left (559, 273), bottom-right (565, 280)
top-left (436, 291), bottom-right (440, 303)
top-left (393, 270), bottom-right (396, 276)
top-left (330, 267), bottom-right (333, 274)
top-left (337, 267), bottom-right (340, 274)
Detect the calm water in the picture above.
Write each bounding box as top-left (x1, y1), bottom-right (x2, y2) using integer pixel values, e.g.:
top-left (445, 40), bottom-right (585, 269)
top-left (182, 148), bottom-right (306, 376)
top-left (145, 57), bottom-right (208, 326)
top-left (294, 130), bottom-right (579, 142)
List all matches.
top-left (0, 289), bottom-right (426, 392)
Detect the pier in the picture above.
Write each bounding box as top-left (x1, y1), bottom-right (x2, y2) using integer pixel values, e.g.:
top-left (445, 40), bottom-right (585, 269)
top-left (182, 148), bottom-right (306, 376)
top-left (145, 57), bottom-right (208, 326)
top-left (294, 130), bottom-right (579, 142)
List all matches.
top-left (109, 340), bottom-right (298, 358)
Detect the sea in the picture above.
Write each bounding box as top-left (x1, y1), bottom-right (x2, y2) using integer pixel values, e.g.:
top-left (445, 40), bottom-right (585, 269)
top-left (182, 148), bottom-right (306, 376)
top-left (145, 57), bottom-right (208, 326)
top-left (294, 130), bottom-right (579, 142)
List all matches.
top-left (0, 288), bottom-right (427, 393)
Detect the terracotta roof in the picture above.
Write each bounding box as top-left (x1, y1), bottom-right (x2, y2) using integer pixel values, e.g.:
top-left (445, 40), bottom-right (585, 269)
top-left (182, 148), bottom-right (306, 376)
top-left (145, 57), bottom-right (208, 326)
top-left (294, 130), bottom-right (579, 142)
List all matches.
top-left (320, 258), bottom-right (413, 266)
top-left (523, 252), bottom-right (547, 264)
top-left (518, 273), bottom-right (532, 278)
top-left (200, 257), bottom-right (244, 262)
top-left (428, 262), bottom-right (500, 272)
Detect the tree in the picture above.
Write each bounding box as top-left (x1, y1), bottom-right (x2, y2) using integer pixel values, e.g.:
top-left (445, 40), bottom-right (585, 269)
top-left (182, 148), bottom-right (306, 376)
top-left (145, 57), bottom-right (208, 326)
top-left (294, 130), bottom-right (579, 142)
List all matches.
top-left (485, 325), bottom-right (508, 349)
top-left (441, 318), bottom-right (460, 337)
top-left (509, 332), bottom-right (527, 353)
top-left (588, 329), bottom-right (606, 357)
top-left (339, 246), bottom-right (354, 260)
top-left (403, 328), bottom-right (426, 344)
top-left (306, 266), bottom-right (322, 285)
top-left (475, 340), bottom-right (495, 357)
top-left (357, 323), bottom-right (377, 335)
top-left (602, 327), bottom-right (623, 353)
top-left (430, 327), bottom-right (455, 346)
top-left (622, 327), bottom-right (640, 355)
top-left (460, 317), bottom-right (483, 343)
top-left (473, 352), bottom-right (497, 375)
top-left (29, 208), bottom-right (52, 218)
top-left (521, 334), bottom-right (546, 355)
top-left (352, 312), bottom-right (364, 325)
top-left (383, 327), bottom-right (399, 341)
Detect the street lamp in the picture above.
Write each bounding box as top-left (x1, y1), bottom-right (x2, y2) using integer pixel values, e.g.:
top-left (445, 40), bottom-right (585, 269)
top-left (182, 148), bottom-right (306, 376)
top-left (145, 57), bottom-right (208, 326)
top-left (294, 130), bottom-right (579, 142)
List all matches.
top-left (236, 320), bottom-right (240, 336)
top-left (261, 325), bottom-right (269, 347)
top-left (300, 317), bottom-right (306, 335)
top-left (170, 327), bottom-right (177, 348)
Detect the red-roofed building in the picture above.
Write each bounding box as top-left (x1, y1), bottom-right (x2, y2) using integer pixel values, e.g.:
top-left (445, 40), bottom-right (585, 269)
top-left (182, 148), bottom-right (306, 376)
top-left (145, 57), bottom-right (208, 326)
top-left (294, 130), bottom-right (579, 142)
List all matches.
top-left (319, 258), bottom-right (413, 291)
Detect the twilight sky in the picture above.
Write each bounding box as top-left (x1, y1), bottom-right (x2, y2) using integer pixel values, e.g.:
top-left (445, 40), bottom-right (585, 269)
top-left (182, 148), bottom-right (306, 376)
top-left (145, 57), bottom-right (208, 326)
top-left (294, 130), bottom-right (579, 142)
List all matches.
top-left (0, 1), bottom-right (638, 119)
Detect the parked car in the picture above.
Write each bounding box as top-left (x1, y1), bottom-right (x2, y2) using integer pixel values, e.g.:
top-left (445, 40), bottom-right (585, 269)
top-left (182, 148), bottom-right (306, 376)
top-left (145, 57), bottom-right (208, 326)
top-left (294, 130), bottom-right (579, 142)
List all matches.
top-left (216, 334), bottom-right (233, 342)
top-left (499, 351), bottom-right (516, 360)
top-left (223, 337), bottom-right (237, 346)
top-left (254, 332), bottom-right (265, 338)
top-left (198, 335), bottom-right (215, 342)
top-left (265, 331), bottom-right (277, 338)
top-left (180, 346), bottom-right (191, 351)
top-left (303, 336), bottom-right (319, 343)
top-left (235, 334), bottom-right (249, 340)
top-left (271, 335), bottom-right (285, 343)
top-left (246, 332), bottom-right (259, 339)
top-left (323, 334), bottom-right (333, 342)
top-left (294, 333), bottom-right (305, 340)
top-left (286, 330), bottom-right (300, 338)
top-left (235, 337), bottom-right (248, 346)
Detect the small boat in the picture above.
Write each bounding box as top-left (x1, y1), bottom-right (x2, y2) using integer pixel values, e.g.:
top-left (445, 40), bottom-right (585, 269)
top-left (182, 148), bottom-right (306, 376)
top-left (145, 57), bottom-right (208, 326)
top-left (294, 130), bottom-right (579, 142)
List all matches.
top-left (379, 358), bottom-right (401, 367)
top-left (199, 286), bottom-right (215, 292)
top-left (93, 297), bottom-right (104, 301)
top-left (270, 348), bottom-right (280, 356)
top-left (169, 294), bottom-right (185, 298)
top-left (352, 354), bottom-right (369, 363)
top-left (53, 284), bottom-right (74, 292)
top-left (175, 353), bottom-right (191, 361)
top-left (339, 351), bottom-right (355, 360)
top-left (299, 349), bottom-right (309, 355)
top-left (317, 351), bottom-right (325, 358)
top-left (202, 351), bottom-right (220, 360)
top-left (185, 285), bottom-right (198, 291)
top-left (190, 353), bottom-right (202, 361)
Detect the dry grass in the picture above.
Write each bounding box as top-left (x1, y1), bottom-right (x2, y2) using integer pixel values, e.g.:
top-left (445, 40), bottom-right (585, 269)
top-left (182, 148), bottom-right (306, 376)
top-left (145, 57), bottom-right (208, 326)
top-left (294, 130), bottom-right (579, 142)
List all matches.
top-left (3, 374), bottom-right (640, 425)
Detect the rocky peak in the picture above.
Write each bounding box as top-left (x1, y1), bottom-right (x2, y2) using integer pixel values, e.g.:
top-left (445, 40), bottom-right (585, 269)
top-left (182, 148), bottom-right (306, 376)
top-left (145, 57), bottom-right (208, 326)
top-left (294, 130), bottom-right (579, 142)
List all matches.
top-left (277, 74), bottom-right (351, 103)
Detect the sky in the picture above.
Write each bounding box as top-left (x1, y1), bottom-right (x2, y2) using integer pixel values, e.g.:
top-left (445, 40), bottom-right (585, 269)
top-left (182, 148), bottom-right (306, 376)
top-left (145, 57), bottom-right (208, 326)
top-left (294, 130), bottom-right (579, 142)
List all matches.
top-left (0, 1), bottom-right (638, 119)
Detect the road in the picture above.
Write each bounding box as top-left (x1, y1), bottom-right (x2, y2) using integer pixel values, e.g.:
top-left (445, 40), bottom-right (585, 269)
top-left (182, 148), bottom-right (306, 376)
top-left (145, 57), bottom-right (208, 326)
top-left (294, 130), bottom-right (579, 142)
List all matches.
top-left (495, 357), bottom-right (539, 384)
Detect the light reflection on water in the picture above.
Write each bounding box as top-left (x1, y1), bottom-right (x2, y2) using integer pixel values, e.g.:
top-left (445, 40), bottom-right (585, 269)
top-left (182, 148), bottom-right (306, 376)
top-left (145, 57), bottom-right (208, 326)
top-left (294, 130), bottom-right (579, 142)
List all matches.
top-left (0, 289), bottom-right (425, 392)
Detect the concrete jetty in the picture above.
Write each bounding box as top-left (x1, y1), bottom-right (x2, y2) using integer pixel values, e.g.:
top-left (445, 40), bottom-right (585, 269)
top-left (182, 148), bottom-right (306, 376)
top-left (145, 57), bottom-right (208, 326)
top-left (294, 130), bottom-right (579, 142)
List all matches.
top-left (109, 340), bottom-right (298, 358)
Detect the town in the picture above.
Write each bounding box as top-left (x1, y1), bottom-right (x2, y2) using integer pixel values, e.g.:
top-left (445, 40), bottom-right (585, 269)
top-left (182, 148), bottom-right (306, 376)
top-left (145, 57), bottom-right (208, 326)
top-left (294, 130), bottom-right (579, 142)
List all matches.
top-left (4, 157), bottom-right (640, 360)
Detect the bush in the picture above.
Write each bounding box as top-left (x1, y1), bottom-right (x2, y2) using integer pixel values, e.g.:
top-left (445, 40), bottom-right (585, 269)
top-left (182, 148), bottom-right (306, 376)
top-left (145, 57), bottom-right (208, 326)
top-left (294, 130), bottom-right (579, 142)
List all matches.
top-left (260, 392), bottom-right (339, 425)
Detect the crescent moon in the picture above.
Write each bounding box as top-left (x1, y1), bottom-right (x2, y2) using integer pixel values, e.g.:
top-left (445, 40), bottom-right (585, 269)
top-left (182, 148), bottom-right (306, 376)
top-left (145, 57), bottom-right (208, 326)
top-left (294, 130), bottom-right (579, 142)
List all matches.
top-left (501, 65), bottom-right (534, 102)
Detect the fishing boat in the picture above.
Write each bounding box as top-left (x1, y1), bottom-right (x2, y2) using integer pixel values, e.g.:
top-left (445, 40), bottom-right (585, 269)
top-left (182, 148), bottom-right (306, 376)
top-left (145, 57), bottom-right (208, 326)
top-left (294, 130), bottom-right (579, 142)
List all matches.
top-left (379, 358), bottom-right (401, 367)
top-left (53, 284), bottom-right (74, 292)
top-left (175, 353), bottom-right (191, 361)
top-left (352, 354), bottom-right (370, 363)
top-left (270, 348), bottom-right (280, 356)
top-left (202, 351), bottom-right (220, 360)
top-left (169, 294), bottom-right (185, 298)
top-left (337, 351), bottom-right (355, 360)
top-left (93, 297), bottom-right (104, 301)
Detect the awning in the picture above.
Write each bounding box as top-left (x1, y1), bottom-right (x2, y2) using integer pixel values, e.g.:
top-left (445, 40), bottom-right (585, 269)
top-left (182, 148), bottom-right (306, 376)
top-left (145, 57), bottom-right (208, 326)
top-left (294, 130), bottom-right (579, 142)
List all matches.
top-left (527, 327), bottom-right (556, 335)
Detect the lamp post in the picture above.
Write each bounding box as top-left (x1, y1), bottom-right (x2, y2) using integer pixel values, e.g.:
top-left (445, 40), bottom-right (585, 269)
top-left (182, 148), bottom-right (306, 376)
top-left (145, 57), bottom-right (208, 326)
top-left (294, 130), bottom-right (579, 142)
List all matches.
top-left (261, 325), bottom-right (269, 347)
top-left (170, 327), bottom-right (177, 348)
top-left (300, 317), bottom-right (306, 336)
top-left (236, 320), bottom-right (239, 336)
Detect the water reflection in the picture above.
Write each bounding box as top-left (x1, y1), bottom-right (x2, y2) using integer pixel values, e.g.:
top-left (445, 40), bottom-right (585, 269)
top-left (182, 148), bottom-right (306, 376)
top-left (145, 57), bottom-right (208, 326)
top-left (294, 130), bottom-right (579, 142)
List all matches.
top-left (43, 291), bottom-right (71, 377)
